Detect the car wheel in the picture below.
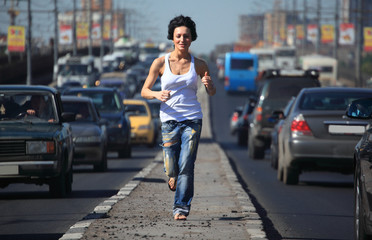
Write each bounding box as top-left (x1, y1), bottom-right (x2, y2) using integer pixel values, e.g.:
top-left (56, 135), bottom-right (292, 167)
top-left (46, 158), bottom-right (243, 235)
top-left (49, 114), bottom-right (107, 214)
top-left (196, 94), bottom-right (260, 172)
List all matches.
top-left (65, 165), bottom-right (73, 194)
top-left (237, 131), bottom-right (247, 146)
top-left (94, 148), bottom-right (108, 172)
top-left (270, 144), bottom-right (278, 169)
top-left (355, 169), bottom-right (371, 240)
top-left (49, 173), bottom-right (66, 198)
top-left (283, 166), bottom-right (299, 185)
top-left (119, 143), bottom-right (132, 158)
top-left (248, 141), bottom-right (265, 159)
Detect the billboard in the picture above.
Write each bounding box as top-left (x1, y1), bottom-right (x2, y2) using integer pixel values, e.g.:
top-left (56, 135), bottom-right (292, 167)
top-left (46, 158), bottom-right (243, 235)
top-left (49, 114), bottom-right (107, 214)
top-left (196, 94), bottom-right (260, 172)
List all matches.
top-left (7, 25), bottom-right (25, 52)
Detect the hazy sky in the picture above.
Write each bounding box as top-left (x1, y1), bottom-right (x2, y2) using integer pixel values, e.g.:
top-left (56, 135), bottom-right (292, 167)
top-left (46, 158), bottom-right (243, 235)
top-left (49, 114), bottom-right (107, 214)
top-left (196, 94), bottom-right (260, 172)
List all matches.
top-left (122, 0), bottom-right (275, 55)
top-left (0, 0), bottom-right (338, 55)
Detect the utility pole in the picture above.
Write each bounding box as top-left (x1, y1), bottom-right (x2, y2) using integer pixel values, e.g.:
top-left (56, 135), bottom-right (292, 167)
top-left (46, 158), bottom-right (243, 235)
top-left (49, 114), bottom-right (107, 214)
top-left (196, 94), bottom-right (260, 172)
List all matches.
top-left (72, 0), bottom-right (77, 55)
top-left (333, 0), bottom-right (339, 60)
top-left (292, 0), bottom-right (296, 47)
top-left (100, 0), bottom-right (104, 72)
top-left (315, 0), bottom-right (321, 54)
top-left (26, 0), bottom-right (32, 85)
top-left (355, 0), bottom-right (363, 87)
top-left (88, 0), bottom-right (92, 56)
top-left (7, 0), bottom-right (18, 63)
top-left (303, 0), bottom-right (307, 54)
top-left (110, 2), bottom-right (114, 53)
top-left (53, 0), bottom-right (58, 71)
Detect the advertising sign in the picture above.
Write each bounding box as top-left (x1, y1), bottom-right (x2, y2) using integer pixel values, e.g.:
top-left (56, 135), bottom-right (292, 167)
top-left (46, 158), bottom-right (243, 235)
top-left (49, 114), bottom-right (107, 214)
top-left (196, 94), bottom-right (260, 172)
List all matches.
top-left (59, 25), bottom-right (72, 45)
top-left (321, 25), bottom-right (334, 43)
top-left (92, 23), bottom-right (101, 40)
top-left (77, 22), bottom-right (88, 40)
top-left (364, 27), bottom-right (372, 52)
top-left (7, 25), bottom-right (25, 52)
top-left (339, 23), bottom-right (355, 45)
top-left (307, 24), bottom-right (318, 43)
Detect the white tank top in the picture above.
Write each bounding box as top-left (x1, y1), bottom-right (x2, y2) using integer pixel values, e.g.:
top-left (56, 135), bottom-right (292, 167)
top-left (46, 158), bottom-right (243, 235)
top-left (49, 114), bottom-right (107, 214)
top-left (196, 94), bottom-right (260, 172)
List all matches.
top-left (160, 53), bottom-right (203, 122)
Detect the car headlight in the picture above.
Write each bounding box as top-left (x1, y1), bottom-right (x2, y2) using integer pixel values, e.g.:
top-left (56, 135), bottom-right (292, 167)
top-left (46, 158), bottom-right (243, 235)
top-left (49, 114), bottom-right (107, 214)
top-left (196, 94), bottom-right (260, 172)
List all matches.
top-left (26, 141), bottom-right (55, 154)
top-left (74, 136), bottom-right (101, 143)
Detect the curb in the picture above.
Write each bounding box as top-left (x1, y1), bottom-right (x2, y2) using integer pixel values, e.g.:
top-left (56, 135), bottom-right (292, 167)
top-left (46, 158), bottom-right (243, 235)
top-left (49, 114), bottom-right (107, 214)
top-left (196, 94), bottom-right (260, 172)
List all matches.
top-left (216, 145), bottom-right (268, 240)
top-left (59, 152), bottom-right (162, 240)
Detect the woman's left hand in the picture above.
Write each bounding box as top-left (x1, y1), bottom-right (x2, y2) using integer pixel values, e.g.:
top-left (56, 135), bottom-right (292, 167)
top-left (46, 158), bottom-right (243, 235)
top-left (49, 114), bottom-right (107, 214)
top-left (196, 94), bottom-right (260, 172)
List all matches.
top-left (201, 72), bottom-right (214, 89)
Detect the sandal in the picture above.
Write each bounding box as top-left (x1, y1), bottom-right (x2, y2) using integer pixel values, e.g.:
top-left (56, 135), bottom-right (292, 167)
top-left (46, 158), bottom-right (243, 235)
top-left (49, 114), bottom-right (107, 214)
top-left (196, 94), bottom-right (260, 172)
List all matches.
top-left (174, 213), bottom-right (187, 221)
top-left (168, 178), bottom-right (177, 192)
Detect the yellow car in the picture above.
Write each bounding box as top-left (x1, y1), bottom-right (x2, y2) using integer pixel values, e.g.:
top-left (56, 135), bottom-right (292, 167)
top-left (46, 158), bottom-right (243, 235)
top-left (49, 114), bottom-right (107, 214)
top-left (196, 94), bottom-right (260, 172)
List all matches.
top-left (124, 99), bottom-right (156, 147)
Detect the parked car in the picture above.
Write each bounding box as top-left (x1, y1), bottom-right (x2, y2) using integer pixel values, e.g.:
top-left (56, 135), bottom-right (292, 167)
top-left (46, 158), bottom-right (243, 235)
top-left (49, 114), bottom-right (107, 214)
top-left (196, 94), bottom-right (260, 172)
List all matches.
top-left (63, 87), bottom-right (132, 158)
top-left (124, 99), bottom-right (157, 147)
top-left (277, 87), bottom-right (372, 185)
top-left (62, 96), bottom-right (108, 171)
top-left (0, 85), bottom-right (75, 197)
top-left (248, 69), bottom-right (321, 159)
top-left (231, 97), bottom-right (256, 146)
top-left (270, 97), bottom-right (296, 169)
top-left (345, 98), bottom-right (372, 240)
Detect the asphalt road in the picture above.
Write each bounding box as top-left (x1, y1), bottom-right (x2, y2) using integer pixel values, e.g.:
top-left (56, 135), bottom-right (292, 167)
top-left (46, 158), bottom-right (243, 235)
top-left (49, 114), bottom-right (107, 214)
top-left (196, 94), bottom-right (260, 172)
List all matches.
top-left (0, 146), bottom-right (160, 240)
top-left (209, 65), bottom-right (354, 240)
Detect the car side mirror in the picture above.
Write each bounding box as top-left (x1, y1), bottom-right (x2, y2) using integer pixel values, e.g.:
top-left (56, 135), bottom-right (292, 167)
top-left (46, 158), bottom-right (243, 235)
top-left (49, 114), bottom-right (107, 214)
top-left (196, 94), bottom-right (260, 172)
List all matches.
top-left (346, 98), bottom-right (372, 119)
top-left (268, 110), bottom-right (284, 123)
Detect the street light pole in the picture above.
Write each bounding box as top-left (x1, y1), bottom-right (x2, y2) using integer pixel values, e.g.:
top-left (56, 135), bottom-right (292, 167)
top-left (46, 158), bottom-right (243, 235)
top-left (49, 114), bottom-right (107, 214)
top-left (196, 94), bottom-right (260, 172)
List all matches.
top-left (26, 0), bottom-right (32, 85)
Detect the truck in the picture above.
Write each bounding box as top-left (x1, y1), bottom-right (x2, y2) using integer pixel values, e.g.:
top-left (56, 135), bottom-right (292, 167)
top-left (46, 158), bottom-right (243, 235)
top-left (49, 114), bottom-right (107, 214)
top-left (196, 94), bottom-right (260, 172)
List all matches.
top-left (54, 54), bottom-right (100, 88)
top-left (224, 52), bottom-right (258, 93)
top-left (113, 37), bottom-right (139, 65)
top-left (274, 46), bottom-right (297, 70)
top-left (300, 54), bottom-right (338, 86)
top-left (249, 47), bottom-right (276, 71)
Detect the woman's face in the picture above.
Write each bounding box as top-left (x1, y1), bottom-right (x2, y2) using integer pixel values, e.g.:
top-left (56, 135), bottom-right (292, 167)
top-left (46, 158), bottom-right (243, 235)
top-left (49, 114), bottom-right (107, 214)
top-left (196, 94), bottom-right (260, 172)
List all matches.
top-left (173, 26), bottom-right (192, 51)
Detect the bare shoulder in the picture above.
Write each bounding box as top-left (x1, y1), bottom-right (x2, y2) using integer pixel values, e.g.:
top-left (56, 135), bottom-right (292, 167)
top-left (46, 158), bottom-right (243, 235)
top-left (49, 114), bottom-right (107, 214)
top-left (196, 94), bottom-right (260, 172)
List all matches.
top-left (194, 56), bottom-right (209, 75)
top-left (153, 55), bottom-right (166, 68)
top-left (150, 55), bottom-right (166, 75)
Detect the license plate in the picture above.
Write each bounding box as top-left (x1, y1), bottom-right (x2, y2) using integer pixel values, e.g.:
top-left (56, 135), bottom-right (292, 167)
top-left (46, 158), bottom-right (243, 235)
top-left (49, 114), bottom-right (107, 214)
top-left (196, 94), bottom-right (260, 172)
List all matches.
top-left (328, 125), bottom-right (366, 135)
top-left (0, 165), bottom-right (19, 175)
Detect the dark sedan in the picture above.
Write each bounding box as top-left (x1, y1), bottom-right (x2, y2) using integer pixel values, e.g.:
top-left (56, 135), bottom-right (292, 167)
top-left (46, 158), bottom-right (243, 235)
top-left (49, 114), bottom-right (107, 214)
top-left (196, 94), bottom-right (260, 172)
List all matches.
top-left (63, 87), bottom-right (132, 158)
top-left (277, 87), bottom-right (372, 185)
top-left (0, 85), bottom-right (75, 197)
top-left (62, 96), bottom-right (108, 171)
top-left (346, 98), bottom-right (372, 240)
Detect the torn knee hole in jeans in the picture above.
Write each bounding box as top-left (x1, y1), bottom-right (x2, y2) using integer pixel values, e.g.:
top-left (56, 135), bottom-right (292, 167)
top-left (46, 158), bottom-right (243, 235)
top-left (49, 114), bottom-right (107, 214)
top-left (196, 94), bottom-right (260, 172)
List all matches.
top-left (163, 140), bottom-right (178, 147)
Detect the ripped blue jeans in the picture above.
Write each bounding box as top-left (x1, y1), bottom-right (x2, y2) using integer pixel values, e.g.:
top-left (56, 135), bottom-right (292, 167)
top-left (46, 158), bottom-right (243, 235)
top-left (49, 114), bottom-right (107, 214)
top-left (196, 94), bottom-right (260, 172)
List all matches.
top-left (161, 119), bottom-right (202, 217)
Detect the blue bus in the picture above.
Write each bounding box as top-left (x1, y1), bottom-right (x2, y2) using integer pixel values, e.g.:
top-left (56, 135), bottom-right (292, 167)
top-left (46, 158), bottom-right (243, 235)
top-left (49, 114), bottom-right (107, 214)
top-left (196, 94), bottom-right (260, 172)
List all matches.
top-left (224, 52), bottom-right (258, 93)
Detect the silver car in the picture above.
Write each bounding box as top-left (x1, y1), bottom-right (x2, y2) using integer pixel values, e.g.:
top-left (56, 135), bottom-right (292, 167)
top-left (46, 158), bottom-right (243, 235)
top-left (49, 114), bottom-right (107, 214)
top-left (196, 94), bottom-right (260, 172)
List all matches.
top-left (277, 87), bottom-right (372, 185)
top-left (62, 96), bottom-right (108, 172)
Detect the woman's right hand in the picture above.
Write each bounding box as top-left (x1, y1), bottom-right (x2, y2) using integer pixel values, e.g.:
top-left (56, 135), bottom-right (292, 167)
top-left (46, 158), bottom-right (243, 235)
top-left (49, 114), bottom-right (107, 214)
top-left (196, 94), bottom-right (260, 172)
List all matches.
top-left (157, 90), bottom-right (172, 102)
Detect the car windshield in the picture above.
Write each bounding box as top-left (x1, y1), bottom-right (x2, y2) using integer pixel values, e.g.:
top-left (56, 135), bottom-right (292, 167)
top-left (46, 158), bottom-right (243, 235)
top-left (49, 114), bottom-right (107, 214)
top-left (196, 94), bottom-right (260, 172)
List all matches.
top-left (68, 91), bottom-right (122, 113)
top-left (0, 92), bottom-right (57, 123)
top-left (299, 91), bottom-right (372, 110)
top-left (63, 101), bottom-right (94, 122)
top-left (126, 104), bottom-right (148, 116)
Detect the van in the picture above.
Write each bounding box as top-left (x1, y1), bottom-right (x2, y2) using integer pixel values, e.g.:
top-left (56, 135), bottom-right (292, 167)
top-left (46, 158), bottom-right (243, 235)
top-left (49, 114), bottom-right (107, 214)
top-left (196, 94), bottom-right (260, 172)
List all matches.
top-left (300, 54), bottom-right (337, 86)
top-left (224, 52), bottom-right (258, 93)
top-left (249, 48), bottom-right (276, 71)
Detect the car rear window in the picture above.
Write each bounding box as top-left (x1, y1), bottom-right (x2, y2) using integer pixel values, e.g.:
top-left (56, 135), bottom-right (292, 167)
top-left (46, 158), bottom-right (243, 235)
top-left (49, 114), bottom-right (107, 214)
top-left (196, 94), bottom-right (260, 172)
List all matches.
top-left (266, 78), bottom-right (319, 99)
top-left (299, 91), bottom-right (372, 110)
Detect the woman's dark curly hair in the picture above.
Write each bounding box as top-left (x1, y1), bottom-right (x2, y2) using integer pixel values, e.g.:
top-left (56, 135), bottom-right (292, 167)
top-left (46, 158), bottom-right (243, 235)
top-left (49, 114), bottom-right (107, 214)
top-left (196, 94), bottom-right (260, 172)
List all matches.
top-left (167, 15), bottom-right (197, 41)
